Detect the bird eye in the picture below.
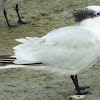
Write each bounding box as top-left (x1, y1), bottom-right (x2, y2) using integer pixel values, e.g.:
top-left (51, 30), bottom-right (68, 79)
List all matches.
top-left (97, 12), bottom-right (100, 15)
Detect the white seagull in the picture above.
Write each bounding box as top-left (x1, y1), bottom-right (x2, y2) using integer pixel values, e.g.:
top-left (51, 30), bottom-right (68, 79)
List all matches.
top-left (0, 0), bottom-right (29, 27)
top-left (0, 5), bottom-right (100, 95)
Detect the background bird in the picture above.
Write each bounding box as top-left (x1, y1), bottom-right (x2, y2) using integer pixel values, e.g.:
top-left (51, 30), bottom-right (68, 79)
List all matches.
top-left (0, 5), bottom-right (100, 95)
top-left (0, 0), bottom-right (29, 27)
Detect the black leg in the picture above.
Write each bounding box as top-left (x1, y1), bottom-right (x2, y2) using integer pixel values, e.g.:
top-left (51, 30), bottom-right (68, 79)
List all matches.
top-left (71, 75), bottom-right (90, 95)
top-left (3, 9), bottom-right (16, 28)
top-left (74, 75), bottom-right (89, 90)
top-left (15, 4), bottom-right (30, 24)
top-left (71, 75), bottom-right (81, 94)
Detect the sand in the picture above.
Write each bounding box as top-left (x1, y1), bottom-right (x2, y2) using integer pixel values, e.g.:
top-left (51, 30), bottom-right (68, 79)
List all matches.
top-left (0, 0), bottom-right (100, 100)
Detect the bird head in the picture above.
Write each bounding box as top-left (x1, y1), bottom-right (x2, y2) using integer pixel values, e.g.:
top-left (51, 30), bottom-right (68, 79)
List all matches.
top-left (73, 6), bottom-right (100, 22)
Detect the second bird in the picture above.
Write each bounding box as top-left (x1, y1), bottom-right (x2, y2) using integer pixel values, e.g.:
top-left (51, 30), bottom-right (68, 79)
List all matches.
top-left (0, 0), bottom-right (29, 27)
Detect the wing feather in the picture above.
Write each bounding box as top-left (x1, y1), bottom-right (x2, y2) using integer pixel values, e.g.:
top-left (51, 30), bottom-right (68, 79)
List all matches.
top-left (14, 26), bottom-right (100, 73)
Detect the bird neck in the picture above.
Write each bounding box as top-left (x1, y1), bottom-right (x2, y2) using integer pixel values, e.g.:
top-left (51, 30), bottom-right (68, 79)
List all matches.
top-left (78, 17), bottom-right (100, 30)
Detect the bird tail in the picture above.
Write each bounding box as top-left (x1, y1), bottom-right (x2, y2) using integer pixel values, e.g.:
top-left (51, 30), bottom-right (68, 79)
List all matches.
top-left (0, 55), bottom-right (43, 70)
top-left (0, 55), bottom-right (69, 76)
top-left (0, 55), bottom-right (16, 65)
top-left (0, 55), bottom-right (42, 65)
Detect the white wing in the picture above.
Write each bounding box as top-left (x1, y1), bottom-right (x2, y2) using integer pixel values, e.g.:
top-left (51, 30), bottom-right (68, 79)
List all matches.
top-left (13, 26), bottom-right (100, 73)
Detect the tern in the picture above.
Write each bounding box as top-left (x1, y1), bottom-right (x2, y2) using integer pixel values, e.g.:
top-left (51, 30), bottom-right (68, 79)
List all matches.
top-left (0, 5), bottom-right (100, 95)
top-left (0, 0), bottom-right (29, 27)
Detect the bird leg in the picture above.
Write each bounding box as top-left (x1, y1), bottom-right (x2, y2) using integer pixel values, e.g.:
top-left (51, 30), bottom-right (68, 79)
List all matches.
top-left (3, 9), bottom-right (16, 28)
top-left (74, 75), bottom-right (89, 90)
top-left (15, 4), bottom-right (30, 24)
top-left (71, 75), bottom-right (90, 95)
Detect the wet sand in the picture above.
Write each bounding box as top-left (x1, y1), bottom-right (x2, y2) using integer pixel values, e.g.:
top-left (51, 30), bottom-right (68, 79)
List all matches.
top-left (0, 0), bottom-right (100, 100)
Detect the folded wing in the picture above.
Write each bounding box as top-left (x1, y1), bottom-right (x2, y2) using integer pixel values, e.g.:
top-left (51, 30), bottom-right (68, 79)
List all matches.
top-left (13, 26), bottom-right (100, 71)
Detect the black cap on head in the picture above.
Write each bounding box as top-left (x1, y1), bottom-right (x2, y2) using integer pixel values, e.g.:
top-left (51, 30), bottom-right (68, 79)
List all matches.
top-left (73, 8), bottom-right (98, 22)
